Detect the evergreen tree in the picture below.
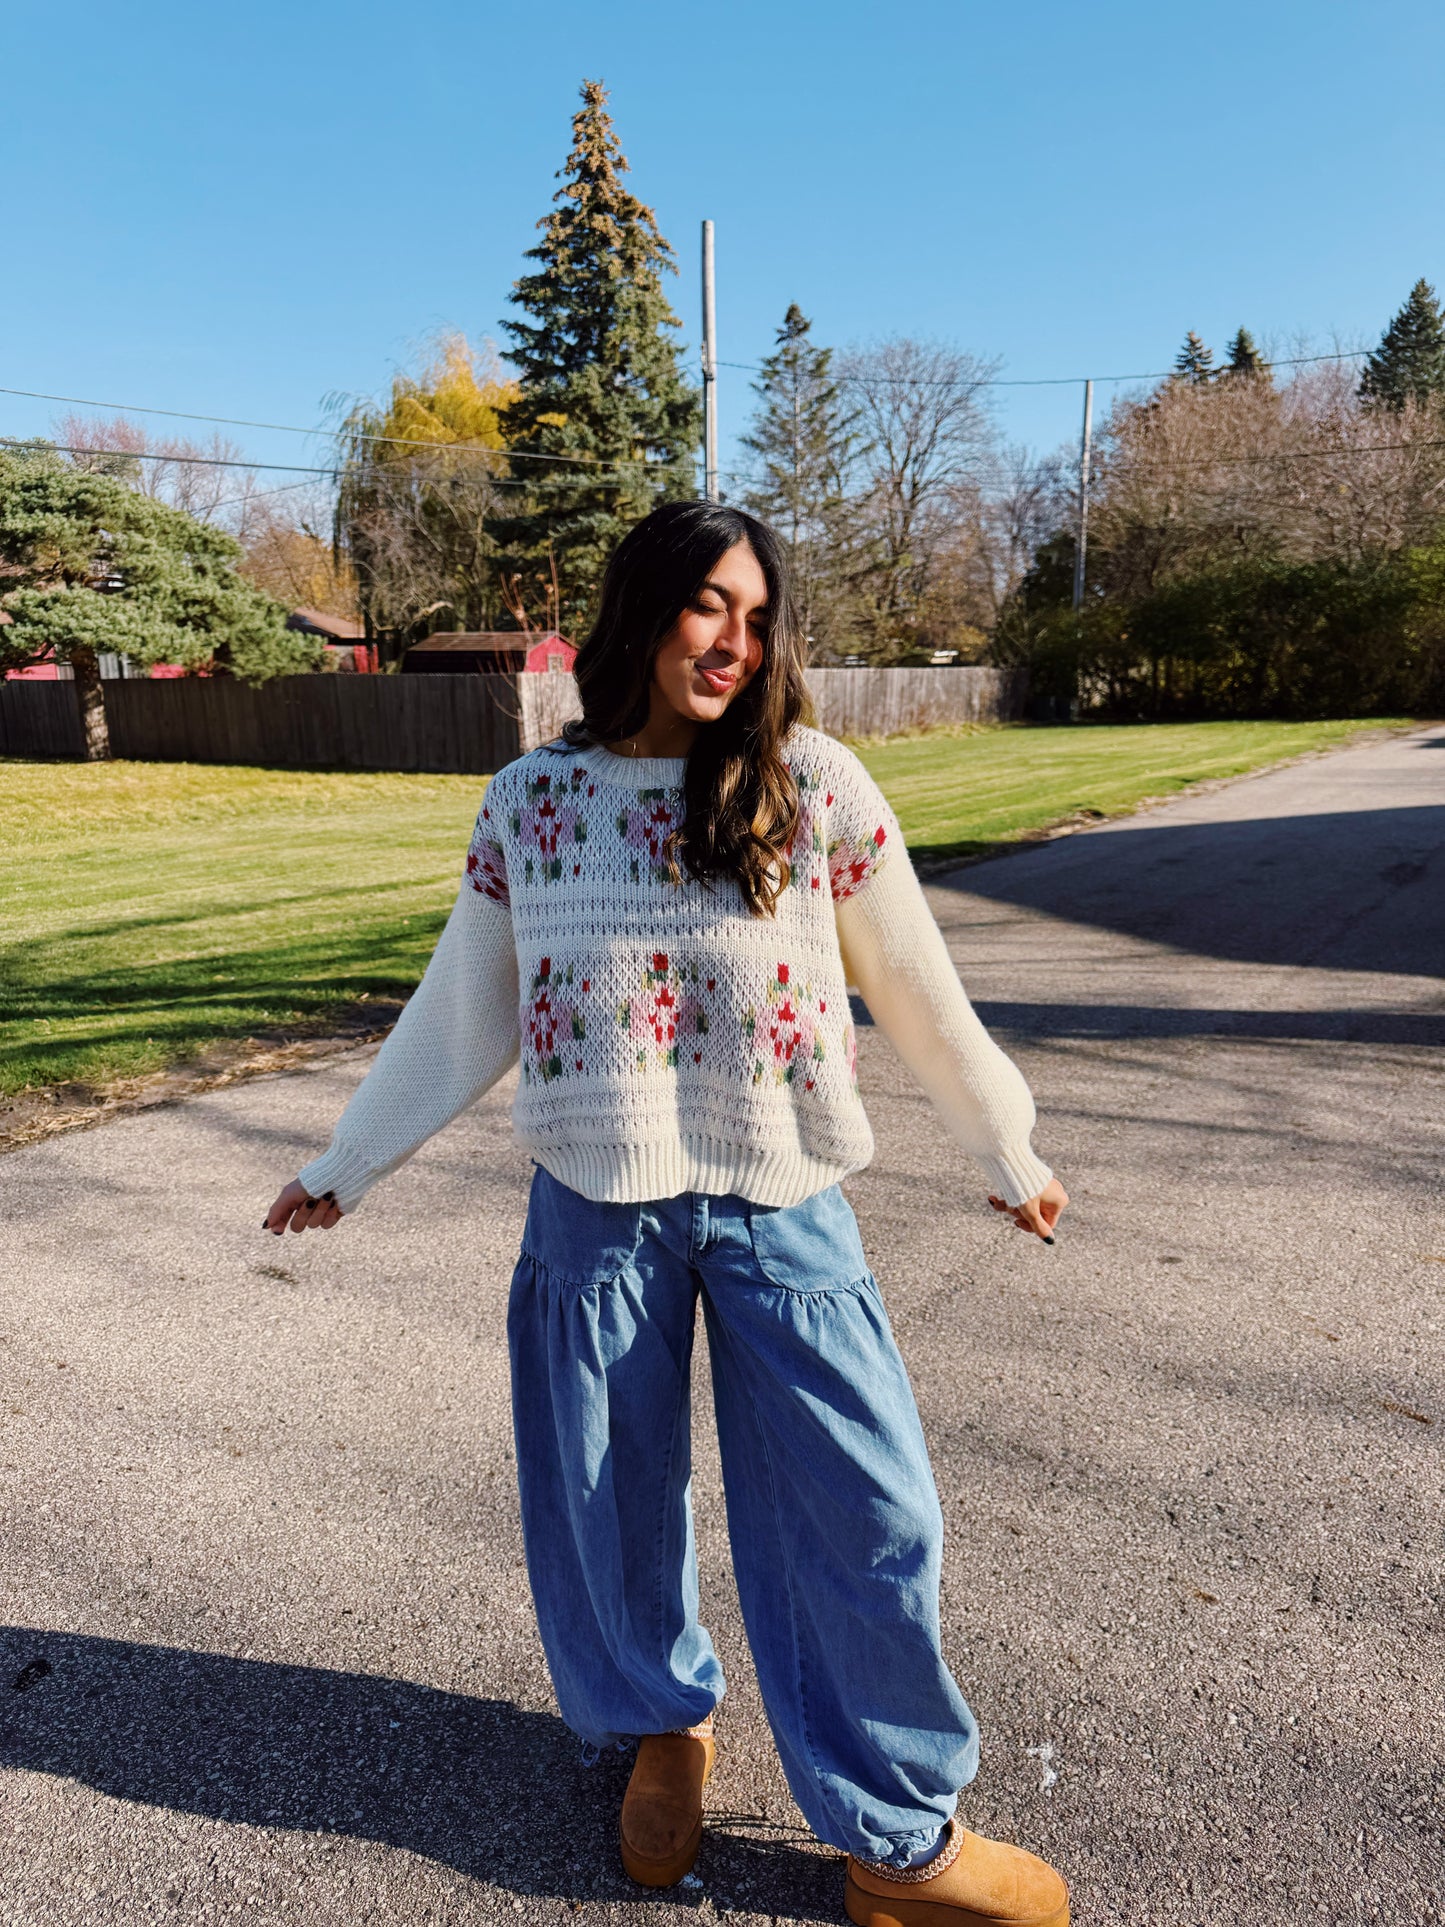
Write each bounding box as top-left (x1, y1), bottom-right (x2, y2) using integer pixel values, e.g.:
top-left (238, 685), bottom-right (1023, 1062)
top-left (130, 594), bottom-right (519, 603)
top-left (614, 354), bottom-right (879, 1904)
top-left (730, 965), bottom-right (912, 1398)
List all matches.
top-left (740, 304), bottom-right (859, 649)
top-left (1224, 327), bottom-right (1268, 380)
top-left (498, 80), bottom-right (701, 632)
top-left (1173, 331), bottom-right (1215, 383)
top-left (0, 446), bottom-right (317, 757)
top-left (1360, 279), bottom-right (1445, 410)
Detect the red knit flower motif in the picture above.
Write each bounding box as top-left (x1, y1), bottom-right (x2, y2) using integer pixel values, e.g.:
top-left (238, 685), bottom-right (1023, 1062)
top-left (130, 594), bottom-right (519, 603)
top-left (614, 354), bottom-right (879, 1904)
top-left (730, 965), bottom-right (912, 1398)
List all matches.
top-left (531, 794), bottom-right (561, 858)
top-left (523, 957), bottom-right (583, 1082)
top-left (648, 983), bottom-right (678, 1047)
top-left (764, 963), bottom-right (812, 1071)
top-left (828, 825), bottom-right (887, 901)
top-left (743, 962), bottom-right (824, 1087)
top-left (465, 836), bottom-right (509, 905)
top-left (622, 954), bottom-right (709, 1067)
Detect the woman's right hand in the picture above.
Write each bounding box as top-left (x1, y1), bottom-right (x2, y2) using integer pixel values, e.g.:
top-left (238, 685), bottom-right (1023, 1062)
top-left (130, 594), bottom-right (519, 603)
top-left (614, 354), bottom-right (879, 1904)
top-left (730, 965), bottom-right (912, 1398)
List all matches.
top-left (263, 1179), bottom-right (343, 1235)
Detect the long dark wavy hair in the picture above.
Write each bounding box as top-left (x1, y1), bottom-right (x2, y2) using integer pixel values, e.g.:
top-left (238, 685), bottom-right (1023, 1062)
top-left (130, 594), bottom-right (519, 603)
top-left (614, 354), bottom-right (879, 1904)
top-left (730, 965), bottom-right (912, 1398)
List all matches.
top-left (559, 501), bottom-right (813, 917)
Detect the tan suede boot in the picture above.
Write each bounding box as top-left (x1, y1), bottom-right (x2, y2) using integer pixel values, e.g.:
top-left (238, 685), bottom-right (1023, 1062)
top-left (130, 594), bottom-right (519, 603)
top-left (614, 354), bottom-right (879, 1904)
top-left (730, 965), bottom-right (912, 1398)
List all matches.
top-left (844, 1817), bottom-right (1069, 1927)
top-left (618, 1719), bottom-right (716, 1887)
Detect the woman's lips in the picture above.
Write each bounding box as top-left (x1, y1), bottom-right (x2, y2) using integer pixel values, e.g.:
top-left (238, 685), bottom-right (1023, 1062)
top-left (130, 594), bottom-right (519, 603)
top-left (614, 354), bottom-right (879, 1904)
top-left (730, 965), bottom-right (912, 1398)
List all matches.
top-left (698, 666), bottom-right (736, 694)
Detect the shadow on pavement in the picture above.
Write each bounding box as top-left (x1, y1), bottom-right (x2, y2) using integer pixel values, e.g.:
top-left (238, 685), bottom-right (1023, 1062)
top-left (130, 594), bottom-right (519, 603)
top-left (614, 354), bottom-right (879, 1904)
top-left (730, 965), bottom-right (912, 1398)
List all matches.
top-left (1, 1628), bottom-right (838, 1919)
top-left (968, 1002), bottom-right (1445, 1047)
top-left (933, 807), bottom-right (1445, 978)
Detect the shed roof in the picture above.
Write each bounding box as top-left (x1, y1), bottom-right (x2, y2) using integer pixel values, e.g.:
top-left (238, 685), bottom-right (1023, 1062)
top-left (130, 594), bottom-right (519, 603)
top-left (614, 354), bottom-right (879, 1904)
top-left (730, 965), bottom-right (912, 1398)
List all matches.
top-left (409, 631), bottom-right (566, 654)
top-left (288, 607), bottom-right (366, 642)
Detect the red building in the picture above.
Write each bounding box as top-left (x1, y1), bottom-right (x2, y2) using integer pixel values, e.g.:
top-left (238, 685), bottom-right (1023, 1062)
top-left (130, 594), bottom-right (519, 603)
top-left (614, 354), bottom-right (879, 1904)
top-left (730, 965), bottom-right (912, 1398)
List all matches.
top-left (401, 631), bottom-right (577, 676)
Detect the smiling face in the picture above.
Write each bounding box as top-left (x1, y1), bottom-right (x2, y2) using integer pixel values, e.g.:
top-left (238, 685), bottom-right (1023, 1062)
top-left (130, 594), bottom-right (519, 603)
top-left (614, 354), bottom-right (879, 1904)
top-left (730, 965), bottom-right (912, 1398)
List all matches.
top-left (649, 539), bottom-right (768, 730)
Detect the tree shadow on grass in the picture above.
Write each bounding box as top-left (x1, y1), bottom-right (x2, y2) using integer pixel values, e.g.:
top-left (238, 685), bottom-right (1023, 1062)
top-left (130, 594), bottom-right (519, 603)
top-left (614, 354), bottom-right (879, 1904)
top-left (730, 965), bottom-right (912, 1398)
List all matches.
top-left (0, 919), bottom-right (443, 1090)
top-left (1, 1628), bottom-right (841, 1920)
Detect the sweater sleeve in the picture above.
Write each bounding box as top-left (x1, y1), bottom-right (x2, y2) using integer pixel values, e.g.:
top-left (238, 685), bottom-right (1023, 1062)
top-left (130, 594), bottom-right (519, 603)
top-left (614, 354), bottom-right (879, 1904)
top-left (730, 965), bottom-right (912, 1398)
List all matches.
top-left (296, 813), bottom-right (520, 1214)
top-left (826, 752), bottom-right (1054, 1209)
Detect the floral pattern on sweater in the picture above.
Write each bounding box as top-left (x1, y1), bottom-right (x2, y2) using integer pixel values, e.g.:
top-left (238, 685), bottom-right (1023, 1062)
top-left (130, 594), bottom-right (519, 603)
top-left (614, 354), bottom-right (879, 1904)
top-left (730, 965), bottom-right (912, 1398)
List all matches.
top-left (828, 823), bottom-right (888, 900)
top-left (465, 805), bottom-right (510, 905)
top-left (619, 951), bottom-right (711, 1068)
top-left (510, 769), bottom-right (591, 885)
top-left (787, 767), bottom-right (828, 894)
top-left (522, 956), bottom-right (586, 1083)
top-left (743, 962), bottom-right (828, 1089)
top-left (617, 789), bottom-right (681, 884)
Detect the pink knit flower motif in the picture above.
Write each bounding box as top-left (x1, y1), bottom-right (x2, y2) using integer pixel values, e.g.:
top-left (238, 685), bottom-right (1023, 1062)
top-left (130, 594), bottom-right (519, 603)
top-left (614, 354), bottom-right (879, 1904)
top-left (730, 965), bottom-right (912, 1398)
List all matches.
top-left (464, 814), bottom-right (509, 906)
top-left (619, 952), bottom-right (710, 1069)
top-left (743, 962), bottom-right (826, 1089)
top-left (828, 824), bottom-right (888, 901)
top-left (617, 789), bottom-right (679, 884)
top-left (523, 957), bottom-right (586, 1083)
top-left (510, 773), bottom-right (585, 885)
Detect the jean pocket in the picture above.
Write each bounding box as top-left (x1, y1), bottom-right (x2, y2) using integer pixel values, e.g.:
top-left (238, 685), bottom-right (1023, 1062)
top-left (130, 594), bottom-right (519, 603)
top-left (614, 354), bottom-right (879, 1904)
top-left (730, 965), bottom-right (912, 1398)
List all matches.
top-left (520, 1164), bottom-right (643, 1289)
top-left (745, 1184), bottom-right (870, 1293)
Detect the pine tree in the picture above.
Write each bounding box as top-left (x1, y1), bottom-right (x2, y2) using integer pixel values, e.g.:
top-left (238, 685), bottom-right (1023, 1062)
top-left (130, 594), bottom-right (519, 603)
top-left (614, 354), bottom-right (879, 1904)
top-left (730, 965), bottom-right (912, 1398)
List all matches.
top-left (1224, 327), bottom-right (1268, 380)
top-left (1359, 279), bottom-right (1445, 410)
top-left (497, 80), bottom-right (701, 632)
top-left (1173, 332), bottom-right (1215, 383)
top-left (740, 304), bottom-right (859, 649)
top-left (0, 447), bottom-right (317, 758)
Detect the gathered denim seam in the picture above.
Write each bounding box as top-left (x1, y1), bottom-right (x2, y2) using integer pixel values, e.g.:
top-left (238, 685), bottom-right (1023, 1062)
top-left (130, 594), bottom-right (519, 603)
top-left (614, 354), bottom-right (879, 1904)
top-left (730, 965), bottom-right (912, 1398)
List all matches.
top-left (737, 1373), bottom-right (854, 1848)
top-left (751, 1271), bottom-right (873, 1298)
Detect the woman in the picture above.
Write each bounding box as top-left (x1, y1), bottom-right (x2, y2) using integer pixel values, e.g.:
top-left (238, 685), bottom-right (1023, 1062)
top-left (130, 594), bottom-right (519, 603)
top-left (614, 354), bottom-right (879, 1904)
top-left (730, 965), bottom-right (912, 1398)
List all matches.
top-left (265, 502), bottom-right (1070, 1927)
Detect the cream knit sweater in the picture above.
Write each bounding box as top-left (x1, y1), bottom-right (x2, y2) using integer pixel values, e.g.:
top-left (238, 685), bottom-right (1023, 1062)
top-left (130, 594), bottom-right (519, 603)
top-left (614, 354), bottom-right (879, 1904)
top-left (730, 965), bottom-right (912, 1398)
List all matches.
top-left (298, 728), bottom-right (1052, 1214)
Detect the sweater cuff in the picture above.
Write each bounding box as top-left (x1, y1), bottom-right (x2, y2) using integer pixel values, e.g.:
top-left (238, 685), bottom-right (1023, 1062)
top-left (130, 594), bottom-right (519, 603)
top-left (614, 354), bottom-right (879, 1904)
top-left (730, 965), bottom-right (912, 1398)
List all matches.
top-left (297, 1139), bottom-right (384, 1217)
top-left (976, 1143), bottom-right (1054, 1210)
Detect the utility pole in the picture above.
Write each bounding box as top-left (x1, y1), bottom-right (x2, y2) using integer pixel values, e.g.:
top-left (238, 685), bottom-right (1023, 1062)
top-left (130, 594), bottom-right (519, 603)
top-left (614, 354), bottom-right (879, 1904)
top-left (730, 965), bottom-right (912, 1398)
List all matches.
top-left (701, 219), bottom-right (719, 502)
top-left (1072, 378), bottom-right (1093, 611)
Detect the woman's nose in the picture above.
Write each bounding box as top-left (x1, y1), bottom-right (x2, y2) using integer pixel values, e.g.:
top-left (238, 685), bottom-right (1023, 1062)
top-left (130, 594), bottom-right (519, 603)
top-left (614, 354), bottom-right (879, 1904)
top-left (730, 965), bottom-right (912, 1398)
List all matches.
top-left (716, 618), bottom-right (749, 659)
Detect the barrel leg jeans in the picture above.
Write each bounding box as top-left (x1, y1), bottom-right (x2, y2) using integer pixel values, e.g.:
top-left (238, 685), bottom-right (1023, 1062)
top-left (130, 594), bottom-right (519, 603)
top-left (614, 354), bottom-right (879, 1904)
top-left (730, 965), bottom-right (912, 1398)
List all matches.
top-left (506, 1163), bottom-right (979, 1865)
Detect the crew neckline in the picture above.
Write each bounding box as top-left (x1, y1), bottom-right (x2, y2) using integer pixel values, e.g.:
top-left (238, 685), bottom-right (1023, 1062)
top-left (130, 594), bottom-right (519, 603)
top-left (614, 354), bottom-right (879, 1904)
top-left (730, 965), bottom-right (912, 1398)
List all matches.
top-left (573, 741), bottom-right (688, 790)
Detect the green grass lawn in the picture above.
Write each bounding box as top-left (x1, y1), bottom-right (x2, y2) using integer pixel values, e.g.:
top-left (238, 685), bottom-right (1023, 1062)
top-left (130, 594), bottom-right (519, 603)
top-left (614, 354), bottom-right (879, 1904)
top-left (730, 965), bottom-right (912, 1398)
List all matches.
top-left (0, 718), bottom-right (1408, 1097)
top-left (852, 716), bottom-right (1410, 864)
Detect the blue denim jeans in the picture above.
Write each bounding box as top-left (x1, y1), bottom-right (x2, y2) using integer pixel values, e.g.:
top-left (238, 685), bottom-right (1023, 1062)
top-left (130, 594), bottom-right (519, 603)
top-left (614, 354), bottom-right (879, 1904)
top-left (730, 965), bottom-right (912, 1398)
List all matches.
top-left (506, 1163), bottom-right (979, 1864)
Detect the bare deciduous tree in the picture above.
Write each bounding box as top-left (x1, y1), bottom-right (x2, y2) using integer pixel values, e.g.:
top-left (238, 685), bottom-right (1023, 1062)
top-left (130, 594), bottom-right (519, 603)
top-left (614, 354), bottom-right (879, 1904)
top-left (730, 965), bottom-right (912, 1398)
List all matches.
top-left (56, 414), bottom-right (250, 526)
top-left (1087, 349), bottom-right (1445, 597)
top-left (832, 338), bottom-right (1001, 658)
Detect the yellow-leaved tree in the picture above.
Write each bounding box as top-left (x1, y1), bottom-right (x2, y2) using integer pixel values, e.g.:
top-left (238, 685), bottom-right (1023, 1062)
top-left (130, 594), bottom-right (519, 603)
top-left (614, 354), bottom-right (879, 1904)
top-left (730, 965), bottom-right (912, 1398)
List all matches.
top-left (335, 335), bottom-right (522, 652)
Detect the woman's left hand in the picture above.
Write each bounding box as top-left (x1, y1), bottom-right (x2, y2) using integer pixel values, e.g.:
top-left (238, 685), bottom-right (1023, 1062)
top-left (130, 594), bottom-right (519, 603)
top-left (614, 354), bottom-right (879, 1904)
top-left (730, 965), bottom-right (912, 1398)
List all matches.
top-left (987, 1177), bottom-right (1068, 1244)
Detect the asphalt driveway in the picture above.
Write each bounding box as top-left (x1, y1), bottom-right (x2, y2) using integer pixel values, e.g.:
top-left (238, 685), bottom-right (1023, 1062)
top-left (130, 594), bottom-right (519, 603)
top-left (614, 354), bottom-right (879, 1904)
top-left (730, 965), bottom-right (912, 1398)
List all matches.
top-left (3, 724), bottom-right (1442, 1926)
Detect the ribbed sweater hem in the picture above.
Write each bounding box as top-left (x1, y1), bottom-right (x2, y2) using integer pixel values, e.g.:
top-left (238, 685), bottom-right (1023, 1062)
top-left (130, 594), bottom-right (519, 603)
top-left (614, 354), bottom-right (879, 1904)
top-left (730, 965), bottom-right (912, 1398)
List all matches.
top-left (523, 1133), bottom-right (865, 1209)
top-left (976, 1143), bottom-right (1054, 1209)
top-left (301, 1131), bottom-right (1051, 1218)
top-left (297, 1139), bottom-right (395, 1217)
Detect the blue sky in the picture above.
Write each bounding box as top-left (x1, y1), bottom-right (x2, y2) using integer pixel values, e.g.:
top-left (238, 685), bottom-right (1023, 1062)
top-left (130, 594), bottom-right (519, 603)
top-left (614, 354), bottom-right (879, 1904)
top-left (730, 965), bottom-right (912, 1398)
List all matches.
top-left (5, 0), bottom-right (1445, 487)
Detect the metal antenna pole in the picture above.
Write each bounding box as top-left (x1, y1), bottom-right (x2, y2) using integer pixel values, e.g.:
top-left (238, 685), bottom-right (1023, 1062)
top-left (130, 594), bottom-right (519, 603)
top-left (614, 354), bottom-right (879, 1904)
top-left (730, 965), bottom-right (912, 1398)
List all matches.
top-left (1072, 378), bottom-right (1094, 611)
top-left (701, 220), bottom-right (719, 502)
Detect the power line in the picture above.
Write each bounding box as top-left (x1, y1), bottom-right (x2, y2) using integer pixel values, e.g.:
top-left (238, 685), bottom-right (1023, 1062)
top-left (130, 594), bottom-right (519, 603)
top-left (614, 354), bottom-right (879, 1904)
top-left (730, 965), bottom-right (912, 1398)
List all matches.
top-left (1111, 433), bottom-right (1445, 473)
top-left (1, 346), bottom-right (1372, 462)
top-left (717, 348), bottom-right (1367, 390)
top-left (0, 438), bottom-right (330, 476)
top-left (0, 438), bottom-right (683, 493)
top-left (0, 383), bottom-right (694, 475)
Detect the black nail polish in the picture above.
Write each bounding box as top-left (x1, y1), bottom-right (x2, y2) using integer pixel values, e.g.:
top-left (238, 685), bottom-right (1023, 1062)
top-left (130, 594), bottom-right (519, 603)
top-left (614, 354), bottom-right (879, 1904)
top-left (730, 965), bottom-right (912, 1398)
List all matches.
top-left (1043, 1235), bottom-right (1056, 1245)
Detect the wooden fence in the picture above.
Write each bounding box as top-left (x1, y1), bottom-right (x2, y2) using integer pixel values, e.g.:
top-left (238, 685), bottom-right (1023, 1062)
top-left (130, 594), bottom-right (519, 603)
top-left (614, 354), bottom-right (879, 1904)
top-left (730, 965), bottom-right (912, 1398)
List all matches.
top-left (0, 665), bottom-right (1025, 773)
top-left (806, 666), bottom-right (1021, 738)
